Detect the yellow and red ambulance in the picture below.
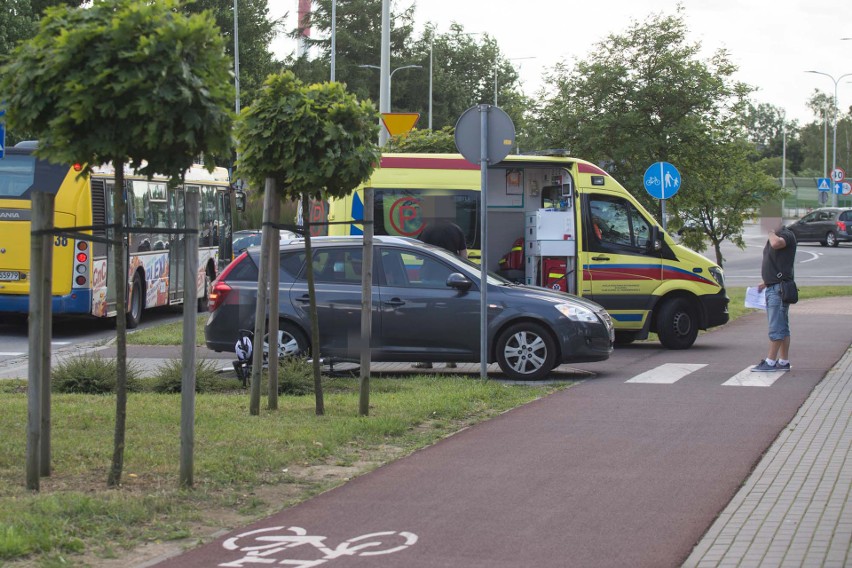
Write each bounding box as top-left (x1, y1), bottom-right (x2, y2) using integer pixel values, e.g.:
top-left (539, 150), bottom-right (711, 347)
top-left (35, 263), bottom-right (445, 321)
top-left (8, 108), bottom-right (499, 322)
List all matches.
top-left (318, 152), bottom-right (728, 349)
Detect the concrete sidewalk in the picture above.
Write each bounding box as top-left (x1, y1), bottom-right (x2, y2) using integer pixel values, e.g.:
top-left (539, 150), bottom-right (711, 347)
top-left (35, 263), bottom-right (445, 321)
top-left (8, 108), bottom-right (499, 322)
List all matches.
top-left (684, 347), bottom-right (852, 567)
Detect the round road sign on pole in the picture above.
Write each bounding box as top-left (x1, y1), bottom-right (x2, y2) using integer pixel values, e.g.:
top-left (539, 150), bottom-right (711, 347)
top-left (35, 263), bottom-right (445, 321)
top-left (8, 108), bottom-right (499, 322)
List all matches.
top-left (454, 105), bottom-right (515, 165)
top-left (643, 162), bottom-right (681, 200)
top-left (831, 167), bottom-right (846, 183)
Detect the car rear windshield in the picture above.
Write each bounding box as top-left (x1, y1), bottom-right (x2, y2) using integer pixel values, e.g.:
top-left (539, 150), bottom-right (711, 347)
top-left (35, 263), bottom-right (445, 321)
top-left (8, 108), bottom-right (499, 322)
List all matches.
top-left (226, 250), bottom-right (306, 282)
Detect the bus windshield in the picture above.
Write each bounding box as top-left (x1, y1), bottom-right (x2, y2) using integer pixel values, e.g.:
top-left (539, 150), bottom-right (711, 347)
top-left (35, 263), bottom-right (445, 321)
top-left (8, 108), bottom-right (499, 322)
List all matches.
top-left (0, 151), bottom-right (68, 199)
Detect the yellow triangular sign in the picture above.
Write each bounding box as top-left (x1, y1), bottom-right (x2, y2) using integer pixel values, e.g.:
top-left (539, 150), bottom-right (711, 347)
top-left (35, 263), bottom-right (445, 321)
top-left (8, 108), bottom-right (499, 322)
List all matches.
top-left (381, 113), bottom-right (420, 137)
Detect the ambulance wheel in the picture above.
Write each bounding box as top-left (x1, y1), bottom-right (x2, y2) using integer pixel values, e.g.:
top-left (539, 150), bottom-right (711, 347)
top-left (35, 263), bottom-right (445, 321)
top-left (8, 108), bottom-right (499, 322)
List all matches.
top-left (496, 322), bottom-right (557, 381)
top-left (656, 298), bottom-right (698, 350)
top-left (614, 331), bottom-right (637, 345)
top-left (264, 322), bottom-right (309, 360)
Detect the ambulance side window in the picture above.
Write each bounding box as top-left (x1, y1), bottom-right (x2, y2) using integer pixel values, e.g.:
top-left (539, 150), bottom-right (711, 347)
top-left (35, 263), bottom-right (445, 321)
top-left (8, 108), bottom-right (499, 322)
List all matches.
top-left (586, 195), bottom-right (653, 255)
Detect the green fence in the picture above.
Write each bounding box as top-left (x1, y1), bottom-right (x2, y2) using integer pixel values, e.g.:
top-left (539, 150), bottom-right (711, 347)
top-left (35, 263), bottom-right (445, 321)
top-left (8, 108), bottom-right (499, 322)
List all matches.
top-left (776, 177), bottom-right (852, 218)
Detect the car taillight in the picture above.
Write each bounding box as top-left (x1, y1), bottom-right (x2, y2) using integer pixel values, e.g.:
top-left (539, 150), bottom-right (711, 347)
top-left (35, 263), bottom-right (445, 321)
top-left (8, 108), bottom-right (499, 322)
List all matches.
top-left (208, 281), bottom-right (232, 312)
top-left (837, 220), bottom-right (847, 232)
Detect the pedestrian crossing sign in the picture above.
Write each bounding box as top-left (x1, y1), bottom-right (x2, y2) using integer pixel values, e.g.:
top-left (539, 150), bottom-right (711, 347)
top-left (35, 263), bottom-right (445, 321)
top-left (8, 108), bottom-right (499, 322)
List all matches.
top-left (817, 178), bottom-right (831, 192)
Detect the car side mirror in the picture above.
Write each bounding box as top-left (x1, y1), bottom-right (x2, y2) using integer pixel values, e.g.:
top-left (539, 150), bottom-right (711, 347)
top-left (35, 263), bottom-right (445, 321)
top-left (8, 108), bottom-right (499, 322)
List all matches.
top-left (447, 272), bottom-right (473, 291)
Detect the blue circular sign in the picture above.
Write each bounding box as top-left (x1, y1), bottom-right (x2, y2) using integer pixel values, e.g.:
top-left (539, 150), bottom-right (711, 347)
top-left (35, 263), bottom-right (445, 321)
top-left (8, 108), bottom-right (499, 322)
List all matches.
top-left (643, 162), bottom-right (681, 200)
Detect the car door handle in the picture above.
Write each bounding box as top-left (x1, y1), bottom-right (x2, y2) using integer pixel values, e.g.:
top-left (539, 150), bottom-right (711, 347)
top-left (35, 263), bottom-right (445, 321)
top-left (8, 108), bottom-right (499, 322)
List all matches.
top-left (384, 298), bottom-right (405, 307)
top-left (592, 255), bottom-right (610, 261)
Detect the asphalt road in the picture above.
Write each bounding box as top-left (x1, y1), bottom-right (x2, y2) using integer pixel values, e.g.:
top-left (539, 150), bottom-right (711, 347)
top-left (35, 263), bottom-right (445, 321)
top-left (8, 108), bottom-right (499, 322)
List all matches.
top-left (150, 296), bottom-right (852, 568)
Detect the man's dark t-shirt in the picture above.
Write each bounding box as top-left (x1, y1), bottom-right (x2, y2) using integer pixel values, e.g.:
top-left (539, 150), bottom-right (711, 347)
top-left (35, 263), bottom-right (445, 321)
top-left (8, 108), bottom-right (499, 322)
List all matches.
top-left (419, 221), bottom-right (467, 256)
top-left (761, 227), bottom-right (797, 285)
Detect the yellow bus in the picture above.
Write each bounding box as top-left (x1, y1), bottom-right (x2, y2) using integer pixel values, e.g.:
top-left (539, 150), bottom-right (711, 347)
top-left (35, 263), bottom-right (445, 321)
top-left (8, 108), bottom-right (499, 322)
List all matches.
top-left (0, 142), bottom-right (237, 327)
top-left (320, 152), bottom-right (729, 349)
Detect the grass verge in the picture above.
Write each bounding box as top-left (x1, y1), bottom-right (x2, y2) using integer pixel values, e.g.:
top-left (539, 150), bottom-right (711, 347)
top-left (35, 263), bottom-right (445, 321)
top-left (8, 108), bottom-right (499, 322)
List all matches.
top-left (0, 376), bottom-right (568, 566)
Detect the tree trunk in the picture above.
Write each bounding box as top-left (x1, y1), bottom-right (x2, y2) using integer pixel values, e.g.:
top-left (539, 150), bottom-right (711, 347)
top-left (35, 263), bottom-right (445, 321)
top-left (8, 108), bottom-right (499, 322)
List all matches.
top-left (267, 189), bottom-right (280, 410)
top-left (359, 187), bottom-right (374, 416)
top-left (250, 180), bottom-right (275, 415)
top-left (179, 187), bottom-right (199, 488)
top-left (303, 196), bottom-right (324, 415)
top-left (108, 165), bottom-right (128, 487)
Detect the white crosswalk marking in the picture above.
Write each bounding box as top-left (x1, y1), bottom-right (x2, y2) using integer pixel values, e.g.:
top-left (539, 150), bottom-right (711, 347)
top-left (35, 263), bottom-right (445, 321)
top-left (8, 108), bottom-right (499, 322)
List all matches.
top-left (626, 363), bottom-right (707, 384)
top-left (722, 367), bottom-right (786, 387)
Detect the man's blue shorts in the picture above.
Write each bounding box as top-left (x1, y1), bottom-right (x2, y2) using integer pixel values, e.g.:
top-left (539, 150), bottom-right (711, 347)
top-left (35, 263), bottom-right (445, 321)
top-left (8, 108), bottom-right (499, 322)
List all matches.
top-left (765, 283), bottom-right (790, 341)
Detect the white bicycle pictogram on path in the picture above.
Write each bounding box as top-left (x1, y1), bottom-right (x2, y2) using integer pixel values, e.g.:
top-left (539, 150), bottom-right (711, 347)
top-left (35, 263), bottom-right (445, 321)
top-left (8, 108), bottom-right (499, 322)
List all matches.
top-left (219, 525), bottom-right (418, 567)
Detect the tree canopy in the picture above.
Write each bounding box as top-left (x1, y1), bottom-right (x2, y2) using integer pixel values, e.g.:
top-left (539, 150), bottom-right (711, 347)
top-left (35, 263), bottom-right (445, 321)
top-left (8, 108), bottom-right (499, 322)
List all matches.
top-left (1, 0), bottom-right (234, 179)
top-left (235, 70), bottom-right (379, 200)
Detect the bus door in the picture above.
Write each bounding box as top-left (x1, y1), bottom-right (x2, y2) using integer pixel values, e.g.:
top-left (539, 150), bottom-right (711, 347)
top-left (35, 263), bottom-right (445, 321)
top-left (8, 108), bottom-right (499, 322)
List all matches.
top-left (217, 189), bottom-right (232, 269)
top-left (168, 185), bottom-right (186, 302)
top-left (581, 192), bottom-right (661, 330)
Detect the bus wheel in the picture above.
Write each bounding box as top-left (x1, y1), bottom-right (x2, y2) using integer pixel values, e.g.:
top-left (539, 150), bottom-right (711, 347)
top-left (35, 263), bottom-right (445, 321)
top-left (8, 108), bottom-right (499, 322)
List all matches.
top-left (656, 298), bottom-right (697, 350)
top-left (496, 322), bottom-right (557, 381)
top-left (127, 273), bottom-right (143, 329)
top-left (197, 269), bottom-right (213, 312)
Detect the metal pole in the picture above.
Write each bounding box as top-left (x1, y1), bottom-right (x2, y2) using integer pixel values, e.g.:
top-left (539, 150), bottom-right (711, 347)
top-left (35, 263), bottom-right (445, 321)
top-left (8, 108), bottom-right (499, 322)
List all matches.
top-left (233, 0), bottom-right (240, 115)
top-left (832, 80), bottom-right (839, 207)
top-left (330, 0), bottom-right (336, 81)
top-left (179, 188), bottom-right (199, 488)
top-left (824, 105), bottom-right (828, 179)
top-left (659, 162), bottom-right (667, 231)
top-left (479, 105), bottom-right (489, 379)
top-left (379, 0), bottom-right (390, 146)
top-left (428, 41), bottom-right (433, 130)
top-left (493, 63), bottom-right (498, 107)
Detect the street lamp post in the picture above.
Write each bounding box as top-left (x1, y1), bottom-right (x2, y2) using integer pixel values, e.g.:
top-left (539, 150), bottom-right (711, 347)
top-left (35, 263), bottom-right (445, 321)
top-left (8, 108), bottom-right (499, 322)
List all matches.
top-left (359, 63), bottom-right (423, 112)
top-left (806, 70), bottom-right (852, 207)
top-left (494, 57), bottom-right (535, 106)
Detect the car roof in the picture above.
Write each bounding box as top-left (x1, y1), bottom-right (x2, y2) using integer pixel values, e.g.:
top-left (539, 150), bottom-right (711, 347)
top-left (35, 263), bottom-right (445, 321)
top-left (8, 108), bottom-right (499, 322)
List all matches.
top-left (275, 235), bottom-right (420, 249)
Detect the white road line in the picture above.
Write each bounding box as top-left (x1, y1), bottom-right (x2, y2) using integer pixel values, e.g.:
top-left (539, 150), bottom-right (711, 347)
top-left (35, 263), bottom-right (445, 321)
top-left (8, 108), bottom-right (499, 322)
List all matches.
top-left (798, 250), bottom-right (820, 263)
top-left (722, 367), bottom-right (786, 387)
top-left (626, 363), bottom-right (707, 384)
top-left (0, 352), bottom-right (25, 356)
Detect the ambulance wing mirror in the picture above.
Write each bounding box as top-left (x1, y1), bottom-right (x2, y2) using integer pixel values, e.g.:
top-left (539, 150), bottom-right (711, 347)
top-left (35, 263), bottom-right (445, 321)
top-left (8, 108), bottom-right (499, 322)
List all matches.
top-left (649, 225), bottom-right (662, 252)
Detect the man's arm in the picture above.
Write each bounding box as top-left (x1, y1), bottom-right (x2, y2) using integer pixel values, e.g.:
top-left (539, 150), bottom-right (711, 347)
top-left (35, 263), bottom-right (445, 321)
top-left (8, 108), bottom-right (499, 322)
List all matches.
top-left (768, 230), bottom-right (787, 250)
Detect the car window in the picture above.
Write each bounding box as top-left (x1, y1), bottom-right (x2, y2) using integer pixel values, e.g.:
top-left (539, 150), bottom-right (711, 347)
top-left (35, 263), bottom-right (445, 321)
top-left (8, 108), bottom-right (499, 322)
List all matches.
top-left (801, 212), bottom-right (818, 223)
top-left (226, 254), bottom-right (259, 281)
top-left (818, 211), bottom-right (830, 221)
top-left (380, 248), bottom-right (453, 289)
top-left (841, 211), bottom-right (852, 222)
top-left (311, 248), bottom-right (363, 284)
top-left (279, 251), bottom-right (305, 281)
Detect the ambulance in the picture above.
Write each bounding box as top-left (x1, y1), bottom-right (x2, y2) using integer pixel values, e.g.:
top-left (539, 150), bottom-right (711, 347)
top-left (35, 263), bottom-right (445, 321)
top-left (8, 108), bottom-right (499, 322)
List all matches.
top-left (315, 152), bottom-right (729, 349)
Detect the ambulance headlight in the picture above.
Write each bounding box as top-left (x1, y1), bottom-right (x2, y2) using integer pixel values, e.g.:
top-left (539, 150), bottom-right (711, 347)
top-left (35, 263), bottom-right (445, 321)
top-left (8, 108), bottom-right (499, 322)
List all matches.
top-left (555, 303), bottom-right (598, 323)
top-left (709, 266), bottom-right (725, 288)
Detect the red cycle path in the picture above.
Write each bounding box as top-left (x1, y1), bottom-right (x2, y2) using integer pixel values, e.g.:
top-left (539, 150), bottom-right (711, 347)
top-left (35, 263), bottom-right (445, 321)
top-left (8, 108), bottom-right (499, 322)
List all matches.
top-left (151, 297), bottom-right (852, 568)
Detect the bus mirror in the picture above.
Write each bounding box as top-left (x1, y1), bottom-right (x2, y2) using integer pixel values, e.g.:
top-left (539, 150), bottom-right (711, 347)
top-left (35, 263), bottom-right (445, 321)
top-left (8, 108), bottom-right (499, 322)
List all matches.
top-left (235, 190), bottom-right (247, 212)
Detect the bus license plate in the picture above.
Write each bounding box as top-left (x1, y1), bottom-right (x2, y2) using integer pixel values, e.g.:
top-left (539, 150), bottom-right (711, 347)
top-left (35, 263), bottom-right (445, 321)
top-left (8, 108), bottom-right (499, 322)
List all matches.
top-left (0, 271), bottom-right (21, 281)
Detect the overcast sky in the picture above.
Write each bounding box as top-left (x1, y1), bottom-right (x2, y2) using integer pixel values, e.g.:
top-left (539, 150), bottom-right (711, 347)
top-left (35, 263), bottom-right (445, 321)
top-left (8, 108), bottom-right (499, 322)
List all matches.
top-left (270, 0), bottom-right (852, 125)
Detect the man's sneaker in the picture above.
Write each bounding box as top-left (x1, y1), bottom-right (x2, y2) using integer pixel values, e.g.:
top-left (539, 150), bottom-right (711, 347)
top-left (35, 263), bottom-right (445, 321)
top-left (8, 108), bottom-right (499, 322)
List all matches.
top-left (776, 361), bottom-right (791, 371)
top-left (751, 359), bottom-right (778, 372)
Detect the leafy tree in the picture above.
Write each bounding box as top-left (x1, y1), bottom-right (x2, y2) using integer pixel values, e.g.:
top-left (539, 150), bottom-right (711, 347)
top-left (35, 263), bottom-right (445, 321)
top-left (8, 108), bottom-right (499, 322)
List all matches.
top-left (384, 126), bottom-right (456, 152)
top-left (742, 102), bottom-right (803, 173)
top-left (235, 71), bottom-right (379, 416)
top-left (1, 0), bottom-right (233, 486)
top-left (531, 7), bottom-right (786, 259)
top-left (184, 0), bottom-right (279, 108)
top-left (667, 138), bottom-right (784, 266)
top-left (287, 0), bottom-right (417, 103)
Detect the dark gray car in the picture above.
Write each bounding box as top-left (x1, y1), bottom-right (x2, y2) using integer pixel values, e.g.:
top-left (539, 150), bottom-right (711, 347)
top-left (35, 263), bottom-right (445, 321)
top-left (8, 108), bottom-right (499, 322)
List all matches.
top-left (205, 236), bottom-right (614, 380)
top-left (786, 208), bottom-right (852, 247)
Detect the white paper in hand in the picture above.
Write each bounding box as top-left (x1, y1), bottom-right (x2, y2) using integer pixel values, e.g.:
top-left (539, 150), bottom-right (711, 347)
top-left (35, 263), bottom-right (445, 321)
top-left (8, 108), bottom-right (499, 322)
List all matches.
top-left (745, 286), bottom-right (766, 310)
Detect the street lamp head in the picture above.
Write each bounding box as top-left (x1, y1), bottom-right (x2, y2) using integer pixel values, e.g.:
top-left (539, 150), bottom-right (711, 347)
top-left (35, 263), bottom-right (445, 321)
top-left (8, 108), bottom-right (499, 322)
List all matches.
top-left (358, 64), bottom-right (380, 70)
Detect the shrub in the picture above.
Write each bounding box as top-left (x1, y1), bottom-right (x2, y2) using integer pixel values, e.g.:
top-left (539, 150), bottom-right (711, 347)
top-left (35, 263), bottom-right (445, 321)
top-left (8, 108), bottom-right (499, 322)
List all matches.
top-left (275, 357), bottom-right (315, 396)
top-left (150, 359), bottom-right (241, 393)
top-left (51, 354), bottom-right (141, 394)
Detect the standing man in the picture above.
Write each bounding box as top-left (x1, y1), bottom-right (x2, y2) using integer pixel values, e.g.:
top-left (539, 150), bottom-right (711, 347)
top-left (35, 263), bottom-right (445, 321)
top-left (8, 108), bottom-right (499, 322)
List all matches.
top-left (419, 219), bottom-right (468, 259)
top-left (752, 219), bottom-right (797, 372)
